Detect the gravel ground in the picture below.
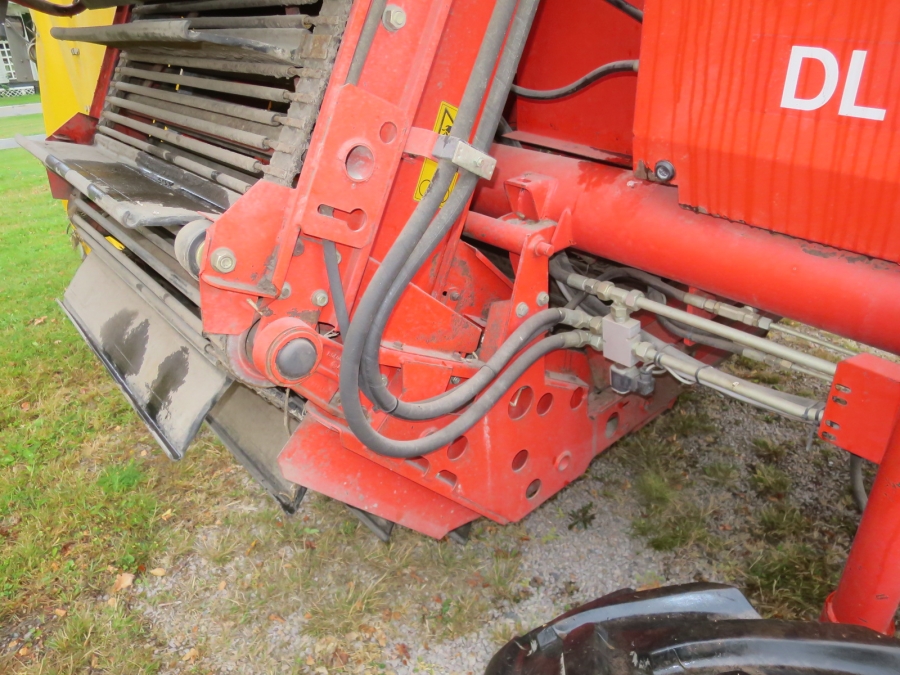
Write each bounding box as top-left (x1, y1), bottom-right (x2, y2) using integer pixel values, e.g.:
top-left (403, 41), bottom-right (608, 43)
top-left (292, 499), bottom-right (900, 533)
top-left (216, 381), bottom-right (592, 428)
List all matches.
top-left (121, 326), bottom-right (878, 675)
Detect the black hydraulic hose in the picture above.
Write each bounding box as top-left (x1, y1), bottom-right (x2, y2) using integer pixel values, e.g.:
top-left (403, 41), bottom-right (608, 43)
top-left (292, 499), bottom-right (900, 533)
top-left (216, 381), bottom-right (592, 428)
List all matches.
top-left (13, 0), bottom-right (85, 17)
top-left (323, 241), bottom-right (350, 334)
top-left (383, 309), bottom-right (567, 420)
top-left (346, 0), bottom-right (389, 86)
top-left (549, 255), bottom-right (612, 316)
top-left (602, 0), bottom-right (643, 23)
top-left (552, 255), bottom-right (739, 352)
top-left (349, 0), bottom-right (520, 405)
top-left (511, 59), bottom-right (638, 101)
top-left (851, 455), bottom-right (869, 512)
top-left (338, 0), bottom-right (527, 451)
top-left (359, 0), bottom-right (543, 418)
top-left (344, 332), bottom-right (587, 458)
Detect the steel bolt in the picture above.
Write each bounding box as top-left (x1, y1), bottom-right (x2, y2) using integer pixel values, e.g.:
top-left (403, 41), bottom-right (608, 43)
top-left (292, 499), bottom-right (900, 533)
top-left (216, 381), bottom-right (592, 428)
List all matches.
top-left (536, 292), bottom-right (550, 307)
top-left (210, 247), bottom-right (236, 273)
top-left (383, 5), bottom-right (407, 31)
top-left (534, 241), bottom-right (554, 257)
top-left (515, 302), bottom-right (529, 318)
top-left (450, 376), bottom-right (461, 385)
top-left (311, 289), bottom-right (329, 307)
top-left (654, 160), bottom-right (676, 183)
top-left (279, 282), bottom-right (292, 300)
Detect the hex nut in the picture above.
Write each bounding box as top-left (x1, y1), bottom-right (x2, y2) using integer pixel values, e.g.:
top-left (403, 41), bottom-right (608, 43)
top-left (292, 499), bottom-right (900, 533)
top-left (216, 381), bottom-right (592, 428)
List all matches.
top-left (311, 290), bottom-right (329, 307)
top-left (515, 302), bottom-right (529, 318)
top-left (654, 160), bottom-right (676, 183)
top-left (383, 5), bottom-right (407, 31)
top-left (536, 292), bottom-right (550, 307)
top-left (210, 247), bottom-right (236, 273)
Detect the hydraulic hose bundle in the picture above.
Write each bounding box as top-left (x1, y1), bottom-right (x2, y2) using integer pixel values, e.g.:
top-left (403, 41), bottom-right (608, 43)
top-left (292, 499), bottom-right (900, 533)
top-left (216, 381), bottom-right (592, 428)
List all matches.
top-left (336, 0), bottom-right (570, 459)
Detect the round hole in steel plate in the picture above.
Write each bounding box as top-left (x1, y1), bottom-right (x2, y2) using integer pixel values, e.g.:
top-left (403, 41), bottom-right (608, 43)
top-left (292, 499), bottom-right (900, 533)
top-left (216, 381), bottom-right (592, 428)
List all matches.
top-left (570, 387), bottom-right (586, 409)
top-left (512, 449), bottom-right (529, 472)
top-left (509, 385), bottom-right (534, 420)
top-left (345, 144), bottom-right (375, 181)
top-left (447, 436), bottom-right (468, 461)
top-left (379, 121), bottom-right (398, 144)
top-left (536, 392), bottom-right (553, 416)
top-left (526, 479), bottom-right (541, 499)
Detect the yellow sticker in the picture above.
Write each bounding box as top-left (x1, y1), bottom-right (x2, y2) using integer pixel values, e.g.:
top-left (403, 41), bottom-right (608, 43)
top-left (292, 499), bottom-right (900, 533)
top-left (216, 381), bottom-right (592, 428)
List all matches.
top-left (105, 236), bottom-right (126, 251)
top-left (414, 101), bottom-right (460, 204)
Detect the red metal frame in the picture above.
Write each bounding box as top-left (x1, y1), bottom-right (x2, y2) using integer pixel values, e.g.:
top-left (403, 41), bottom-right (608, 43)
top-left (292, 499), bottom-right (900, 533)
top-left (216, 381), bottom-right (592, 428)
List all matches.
top-left (819, 355), bottom-right (900, 634)
top-left (54, 0), bottom-right (900, 634)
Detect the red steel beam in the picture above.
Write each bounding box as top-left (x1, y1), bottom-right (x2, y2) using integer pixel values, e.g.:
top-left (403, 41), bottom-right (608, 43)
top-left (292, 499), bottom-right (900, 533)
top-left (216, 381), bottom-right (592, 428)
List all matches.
top-left (819, 356), bottom-right (900, 634)
top-left (472, 144), bottom-right (900, 356)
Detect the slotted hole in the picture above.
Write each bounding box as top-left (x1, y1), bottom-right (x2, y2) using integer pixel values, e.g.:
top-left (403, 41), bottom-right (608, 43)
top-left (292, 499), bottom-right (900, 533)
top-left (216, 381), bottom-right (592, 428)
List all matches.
top-left (605, 412), bottom-right (620, 439)
top-left (437, 470), bottom-right (457, 488)
top-left (526, 479), bottom-right (541, 499)
top-left (832, 396), bottom-right (848, 406)
top-left (406, 456), bottom-right (429, 473)
top-left (318, 204), bottom-right (367, 231)
top-left (835, 384), bottom-right (852, 394)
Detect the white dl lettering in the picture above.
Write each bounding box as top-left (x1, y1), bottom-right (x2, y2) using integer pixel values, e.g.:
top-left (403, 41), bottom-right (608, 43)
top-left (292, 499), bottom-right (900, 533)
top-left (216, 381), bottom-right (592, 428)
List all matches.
top-left (781, 45), bottom-right (886, 121)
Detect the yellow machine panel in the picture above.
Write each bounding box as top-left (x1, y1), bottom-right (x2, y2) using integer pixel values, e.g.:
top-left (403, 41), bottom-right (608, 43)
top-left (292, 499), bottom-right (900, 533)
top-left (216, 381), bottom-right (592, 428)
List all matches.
top-left (31, 7), bottom-right (114, 135)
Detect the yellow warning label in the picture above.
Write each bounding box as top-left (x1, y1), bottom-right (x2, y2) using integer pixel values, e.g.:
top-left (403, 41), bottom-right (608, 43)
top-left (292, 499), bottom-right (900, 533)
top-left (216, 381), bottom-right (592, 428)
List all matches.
top-left (414, 101), bottom-right (460, 204)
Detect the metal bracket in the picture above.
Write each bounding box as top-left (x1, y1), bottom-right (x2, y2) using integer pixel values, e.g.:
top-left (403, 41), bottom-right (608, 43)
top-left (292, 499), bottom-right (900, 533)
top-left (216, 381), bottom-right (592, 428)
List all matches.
top-left (433, 136), bottom-right (497, 180)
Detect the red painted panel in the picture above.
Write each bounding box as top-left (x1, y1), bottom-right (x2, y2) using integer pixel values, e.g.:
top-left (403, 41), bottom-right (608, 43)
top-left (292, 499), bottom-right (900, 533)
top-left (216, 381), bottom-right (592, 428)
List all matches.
top-left (515, 0), bottom-right (644, 158)
top-left (635, 0), bottom-right (900, 262)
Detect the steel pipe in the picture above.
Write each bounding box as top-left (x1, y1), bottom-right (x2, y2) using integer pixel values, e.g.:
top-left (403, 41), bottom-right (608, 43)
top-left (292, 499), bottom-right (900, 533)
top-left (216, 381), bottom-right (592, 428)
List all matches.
top-left (106, 96), bottom-right (272, 151)
top-left (102, 111), bottom-right (263, 174)
top-left (472, 144), bottom-right (900, 356)
top-left (96, 126), bottom-right (252, 194)
top-left (117, 66), bottom-right (290, 103)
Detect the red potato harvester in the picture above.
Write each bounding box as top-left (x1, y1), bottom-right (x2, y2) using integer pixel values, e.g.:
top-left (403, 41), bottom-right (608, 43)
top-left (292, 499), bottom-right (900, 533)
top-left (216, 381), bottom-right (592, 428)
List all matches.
top-left (16, 0), bottom-right (900, 668)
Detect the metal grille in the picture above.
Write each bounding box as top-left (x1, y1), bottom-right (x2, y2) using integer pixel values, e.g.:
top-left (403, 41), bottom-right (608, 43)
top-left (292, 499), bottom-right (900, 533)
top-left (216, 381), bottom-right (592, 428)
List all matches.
top-left (0, 41), bottom-right (15, 81)
top-left (89, 0), bottom-right (352, 193)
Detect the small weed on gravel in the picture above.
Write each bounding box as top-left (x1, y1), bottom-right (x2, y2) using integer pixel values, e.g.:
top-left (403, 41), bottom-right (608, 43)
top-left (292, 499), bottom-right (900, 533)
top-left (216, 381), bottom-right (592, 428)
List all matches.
top-left (566, 502), bottom-right (596, 530)
top-left (751, 464), bottom-right (792, 497)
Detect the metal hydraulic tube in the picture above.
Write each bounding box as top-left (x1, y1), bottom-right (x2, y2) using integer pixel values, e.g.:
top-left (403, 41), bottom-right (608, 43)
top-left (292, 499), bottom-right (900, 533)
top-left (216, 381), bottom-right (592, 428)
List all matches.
top-left (471, 144), bottom-right (900, 356)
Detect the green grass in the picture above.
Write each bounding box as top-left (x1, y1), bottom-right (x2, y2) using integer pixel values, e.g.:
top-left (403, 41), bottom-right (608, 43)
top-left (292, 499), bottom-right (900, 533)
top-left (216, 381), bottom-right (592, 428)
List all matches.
top-left (0, 148), bottom-right (239, 672)
top-left (0, 114), bottom-right (45, 139)
top-left (0, 94), bottom-right (41, 107)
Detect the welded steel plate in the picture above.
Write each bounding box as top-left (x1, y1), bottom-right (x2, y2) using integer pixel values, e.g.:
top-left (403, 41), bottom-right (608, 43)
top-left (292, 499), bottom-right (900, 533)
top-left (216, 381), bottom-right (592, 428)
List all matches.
top-left (61, 254), bottom-right (229, 459)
